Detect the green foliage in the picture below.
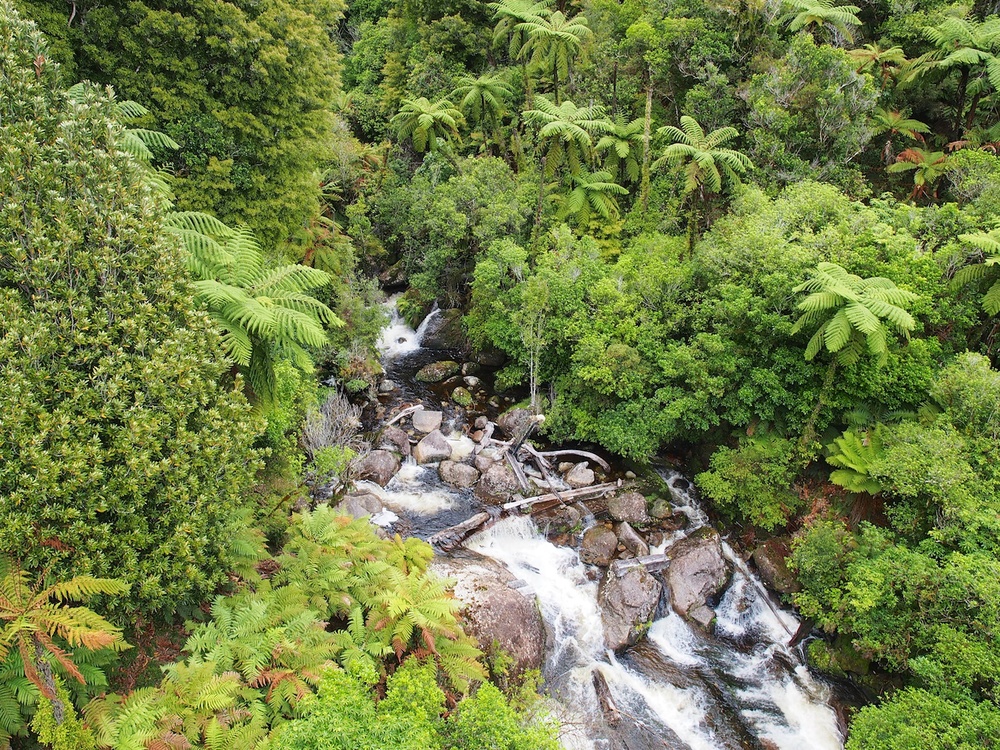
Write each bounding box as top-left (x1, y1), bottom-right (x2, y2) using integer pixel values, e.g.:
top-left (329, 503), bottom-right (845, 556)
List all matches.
top-left (952, 228), bottom-right (1000, 316)
top-left (826, 427), bottom-right (887, 494)
top-left (653, 115), bottom-right (751, 197)
top-left (390, 97), bottom-right (464, 153)
top-left (696, 435), bottom-right (802, 529)
top-left (0, 4), bottom-right (263, 614)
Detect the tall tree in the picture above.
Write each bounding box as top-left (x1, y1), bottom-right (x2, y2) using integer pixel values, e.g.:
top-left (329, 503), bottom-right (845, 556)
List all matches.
top-left (781, 0), bottom-right (862, 44)
top-left (653, 115), bottom-right (752, 254)
top-left (451, 73), bottom-right (513, 152)
top-left (0, 3), bottom-right (262, 613)
top-left (516, 10), bottom-right (592, 103)
top-left (489, 0), bottom-right (553, 104)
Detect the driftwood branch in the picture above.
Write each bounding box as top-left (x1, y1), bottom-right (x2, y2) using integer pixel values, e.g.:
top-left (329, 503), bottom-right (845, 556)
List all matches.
top-left (536, 449), bottom-right (611, 472)
top-left (427, 511), bottom-right (498, 551)
top-left (385, 404), bottom-right (424, 427)
top-left (592, 670), bottom-right (621, 727)
top-left (505, 450), bottom-right (531, 492)
top-left (503, 482), bottom-right (619, 511)
top-left (610, 554), bottom-right (670, 576)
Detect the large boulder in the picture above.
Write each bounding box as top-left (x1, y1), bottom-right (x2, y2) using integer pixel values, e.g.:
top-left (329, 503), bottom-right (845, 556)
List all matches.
top-left (564, 462), bottom-right (596, 489)
top-left (351, 450), bottom-right (400, 487)
top-left (608, 491), bottom-right (650, 525)
top-left (415, 361), bottom-right (460, 383)
top-left (752, 537), bottom-right (801, 595)
top-left (413, 430), bottom-right (452, 464)
top-left (475, 462), bottom-right (519, 505)
top-left (496, 408), bottom-right (534, 439)
top-left (377, 425), bottom-right (411, 458)
top-left (666, 528), bottom-right (732, 630)
top-left (580, 526), bottom-right (618, 566)
top-left (439, 460), bottom-right (480, 488)
top-left (412, 409), bottom-right (443, 434)
top-left (335, 493), bottom-right (384, 520)
top-left (421, 308), bottom-right (467, 350)
top-left (431, 553), bottom-right (545, 676)
top-left (473, 348), bottom-right (507, 367)
top-left (599, 563), bottom-right (663, 651)
top-left (451, 386), bottom-right (474, 407)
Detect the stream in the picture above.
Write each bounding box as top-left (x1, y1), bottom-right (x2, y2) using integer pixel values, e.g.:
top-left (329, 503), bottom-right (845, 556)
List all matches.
top-left (356, 299), bottom-right (846, 750)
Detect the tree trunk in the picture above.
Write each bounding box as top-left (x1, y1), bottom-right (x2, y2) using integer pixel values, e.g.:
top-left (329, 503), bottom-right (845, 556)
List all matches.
top-left (533, 155), bottom-right (547, 229)
top-left (799, 359), bottom-right (838, 452)
top-left (33, 635), bottom-right (65, 725)
top-left (640, 69), bottom-right (653, 213)
top-left (553, 57), bottom-right (560, 104)
top-left (955, 67), bottom-right (970, 139)
top-left (686, 200), bottom-right (699, 258)
top-left (610, 62), bottom-right (618, 117)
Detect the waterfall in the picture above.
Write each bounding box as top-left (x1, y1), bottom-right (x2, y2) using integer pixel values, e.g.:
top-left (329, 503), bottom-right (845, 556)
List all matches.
top-left (376, 295), bottom-right (441, 358)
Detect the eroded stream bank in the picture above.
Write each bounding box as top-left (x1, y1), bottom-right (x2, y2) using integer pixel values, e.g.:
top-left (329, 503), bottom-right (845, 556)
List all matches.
top-left (328, 300), bottom-right (849, 749)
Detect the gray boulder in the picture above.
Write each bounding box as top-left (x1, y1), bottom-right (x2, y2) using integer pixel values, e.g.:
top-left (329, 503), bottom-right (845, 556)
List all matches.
top-left (580, 526), bottom-right (618, 566)
top-left (615, 522), bottom-right (650, 557)
top-left (415, 361), bottom-right (460, 383)
top-left (378, 379), bottom-right (399, 394)
top-left (412, 409), bottom-right (443, 434)
top-left (752, 538), bottom-right (801, 595)
top-left (335, 493), bottom-right (383, 520)
top-left (439, 460), bottom-right (480, 488)
top-left (421, 308), bottom-right (467, 350)
top-left (475, 462), bottom-right (519, 505)
top-left (608, 491), bottom-right (650, 525)
top-left (431, 553), bottom-right (545, 676)
top-left (473, 451), bottom-right (497, 474)
top-left (473, 348), bottom-right (507, 367)
top-left (413, 430), bottom-right (452, 464)
top-left (351, 450), bottom-right (400, 487)
top-left (599, 563), bottom-right (663, 650)
top-left (564, 462), bottom-right (596, 489)
top-left (378, 425), bottom-right (411, 458)
top-left (496, 408), bottom-right (534, 439)
top-left (666, 528), bottom-right (732, 630)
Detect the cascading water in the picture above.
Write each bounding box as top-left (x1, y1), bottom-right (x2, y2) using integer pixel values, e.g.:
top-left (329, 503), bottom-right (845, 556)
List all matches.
top-left (376, 294), bottom-right (440, 359)
top-left (366, 300), bottom-right (845, 750)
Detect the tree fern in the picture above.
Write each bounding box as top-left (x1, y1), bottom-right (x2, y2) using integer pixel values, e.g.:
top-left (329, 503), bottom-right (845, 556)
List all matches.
top-left (952, 228), bottom-right (1000, 316)
top-left (826, 428), bottom-right (887, 495)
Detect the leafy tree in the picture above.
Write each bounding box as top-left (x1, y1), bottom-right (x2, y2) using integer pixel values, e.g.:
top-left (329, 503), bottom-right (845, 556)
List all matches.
top-left (390, 97), bottom-right (464, 153)
top-left (516, 10), bottom-right (592, 103)
top-left (488, 0), bottom-right (553, 103)
top-left (951, 228), bottom-right (1000, 316)
top-left (781, 0), bottom-right (861, 44)
top-left (0, 3), bottom-right (262, 613)
top-left (848, 43), bottom-right (907, 87)
top-left (653, 114), bottom-right (752, 253)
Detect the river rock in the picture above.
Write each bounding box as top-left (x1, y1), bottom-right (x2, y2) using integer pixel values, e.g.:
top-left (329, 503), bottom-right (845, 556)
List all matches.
top-left (451, 386), bottom-right (474, 407)
top-left (463, 375), bottom-right (480, 388)
top-left (752, 537), bottom-right (801, 595)
top-left (378, 379), bottom-right (398, 394)
top-left (462, 362), bottom-right (481, 376)
top-left (666, 528), bottom-right (732, 630)
top-left (474, 451), bottom-right (497, 473)
top-left (351, 450), bottom-right (400, 487)
top-left (421, 308), bottom-right (467, 350)
top-left (564, 462), bottom-right (596, 489)
top-left (475, 462), bottom-right (519, 504)
top-left (413, 430), bottom-right (452, 464)
top-left (615, 522), bottom-right (650, 557)
top-left (607, 491), bottom-right (650, 525)
top-left (539, 503), bottom-right (581, 534)
top-left (599, 563), bottom-right (663, 651)
top-left (473, 348), bottom-right (507, 367)
top-left (377, 425), bottom-right (411, 458)
top-left (335, 493), bottom-right (383, 520)
top-left (431, 552), bottom-right (545, 676)
top-left (412, 409), bottom-right (443, 434)
top-left (497, 407), bottom-right (534, 439)
top-left (649, 498), bottom-right (674, 520)
top-left (580, 526), bottom-right (618, 566)
top-left (415, 361), bottom-right (460, 383)
top-left (439, 460), bottom-right (480, 488)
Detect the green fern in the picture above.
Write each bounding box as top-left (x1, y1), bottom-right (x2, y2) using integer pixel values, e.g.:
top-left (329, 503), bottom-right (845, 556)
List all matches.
top-left (952, 228), bottom-right (1000, 316)
top-left (826, 427), bottom-right (886, 495)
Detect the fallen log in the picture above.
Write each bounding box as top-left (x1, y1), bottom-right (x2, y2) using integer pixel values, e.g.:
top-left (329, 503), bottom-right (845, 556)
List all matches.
top-left (610, 554), bottom-right (670, 576)
top-left (503, 481), bottom-right (619, 511)
top-left (505, 450), bottom-right (531, 493)
top-left (427, 511), bottom-right (498, 551)
top-left (591, 669), bottom-right (621, 727)
top-left (536, 449), bottom-right (611, 472)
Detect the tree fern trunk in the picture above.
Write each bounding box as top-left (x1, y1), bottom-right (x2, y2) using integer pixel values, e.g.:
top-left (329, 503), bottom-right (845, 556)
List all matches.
top-left (800, 359), bottom-right (838, 453)
top-left (640, 70), bottom-right (653, 213)
top-left (533, 155), bottom-right (547, 231)
top-left (686, 201), bottom-right (699, 258)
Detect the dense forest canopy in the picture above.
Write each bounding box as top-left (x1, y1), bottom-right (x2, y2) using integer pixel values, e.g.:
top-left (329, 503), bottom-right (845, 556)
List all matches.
top-left (4, 0), bottom-right (1000, 743)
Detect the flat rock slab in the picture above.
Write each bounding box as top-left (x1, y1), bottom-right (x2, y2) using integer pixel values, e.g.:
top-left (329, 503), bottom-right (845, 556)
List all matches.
top-left (431, 552), bottom-right (545, 676)
top-left (565, 462), bottom-right (596, 488)
top-left (335, 493), bottom-right (383, 520)
top-left (599, 563), bottom-right (663, 651)
top-left (666, 528), bottom-right (732, 631)
top-left (412, 409), bottom-right (443, 433)
top-left (351, 450), bottom-right (400, 487)
top-left (580, 525), bottom-right (618, 567)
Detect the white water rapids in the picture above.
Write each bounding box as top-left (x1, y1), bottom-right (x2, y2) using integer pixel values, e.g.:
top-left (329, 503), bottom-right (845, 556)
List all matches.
top-left (367, 301), bottom-right (845, 749)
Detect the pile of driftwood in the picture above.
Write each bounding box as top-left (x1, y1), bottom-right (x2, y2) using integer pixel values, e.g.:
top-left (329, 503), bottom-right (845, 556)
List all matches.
top-left (427, 414), bottom-right (620, 551)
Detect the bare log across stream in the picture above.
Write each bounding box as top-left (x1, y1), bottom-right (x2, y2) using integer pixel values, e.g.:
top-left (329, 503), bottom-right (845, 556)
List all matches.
top-left (427, 508), bottom-right (504, 551)
top-left (610, 554), bottom-right (671, 575)
top-left (503, 481), bottom-right (621, 511)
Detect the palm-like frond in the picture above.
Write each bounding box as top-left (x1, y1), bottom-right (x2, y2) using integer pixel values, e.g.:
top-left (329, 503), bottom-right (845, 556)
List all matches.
top-left (556, 169), bottom-right (627, 224)
top-left (524, 96), bottom-right (613, 176)
top-left (792, 262), bottom-right (919, 366)
top-left (952, 229), bottom-right (1000, 315)
top-left (451, 74), bottom-right (513, 126)
top-left (390, 98), bottom-right (464, 153)
top-left (653, 116), bottom-right (751, 195)
top-left (781, 0), bottom-right (861, 40)
top-left (827, 427), bottom-right (886, 495)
